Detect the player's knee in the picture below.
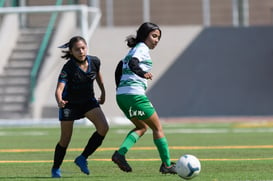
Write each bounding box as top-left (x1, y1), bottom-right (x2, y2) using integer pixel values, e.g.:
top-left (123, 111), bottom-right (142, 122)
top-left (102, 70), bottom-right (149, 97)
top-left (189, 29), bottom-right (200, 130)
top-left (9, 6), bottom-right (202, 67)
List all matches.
top-left (59, 139), bottom-right (70, 147)
top-left (97, 123), bottom-right (109, 136)
top-left (136, 126), bottom-right (148, 136)
top-left (99, 126), bottom-right (109, 136)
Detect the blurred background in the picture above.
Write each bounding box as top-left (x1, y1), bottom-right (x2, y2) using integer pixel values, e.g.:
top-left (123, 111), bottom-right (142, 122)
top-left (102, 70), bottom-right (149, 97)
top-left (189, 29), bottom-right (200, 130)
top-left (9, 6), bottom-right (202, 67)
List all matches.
top-left (0, 0), bottom-right (273, 124)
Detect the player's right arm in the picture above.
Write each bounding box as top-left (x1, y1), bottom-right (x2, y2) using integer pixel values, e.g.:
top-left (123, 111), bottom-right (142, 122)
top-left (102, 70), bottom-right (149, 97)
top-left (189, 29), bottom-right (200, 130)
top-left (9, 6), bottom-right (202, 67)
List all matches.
top-left (55, 82), bottom-right (68, 108)
top-left (56, 68), bottom-right (69, 108)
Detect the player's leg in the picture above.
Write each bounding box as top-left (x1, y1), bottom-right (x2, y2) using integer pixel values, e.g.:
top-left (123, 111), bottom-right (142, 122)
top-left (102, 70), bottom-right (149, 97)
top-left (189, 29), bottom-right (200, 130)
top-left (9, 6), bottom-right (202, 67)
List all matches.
top-left (52, 120), bottom-right (74, 177)
top-left (114, 94), bottom-right (148, 155)
top-left (118, 117), bottom-right (148, 155)
top-left (112, 117), bottom-right (148, 172)
top-left (143, 112), bottom-right (176, 174)
top-left (82, 107), bottom-right (109, 157)
top-left (74, 107), bottom-right (109, 175)
top-left (59, 120), bottom-right (74, 147)
top-left (112, 94), bottom-right (148, 172)
top-left (143, 112), bottom-right (170, 164)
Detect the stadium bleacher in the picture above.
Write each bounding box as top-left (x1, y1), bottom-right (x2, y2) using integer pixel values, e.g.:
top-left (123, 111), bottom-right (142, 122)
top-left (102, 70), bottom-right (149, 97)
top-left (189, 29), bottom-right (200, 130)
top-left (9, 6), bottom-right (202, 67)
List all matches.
top-left (1, 0), bottom-right (273, 121)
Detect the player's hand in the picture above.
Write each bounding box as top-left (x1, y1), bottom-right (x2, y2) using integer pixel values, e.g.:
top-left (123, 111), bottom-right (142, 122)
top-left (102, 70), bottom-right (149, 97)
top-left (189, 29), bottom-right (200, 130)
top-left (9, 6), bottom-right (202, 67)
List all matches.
top-left (58, 100), bottom-right (68, 108)
top-left (144, 72), bottom-right (153, 80)
top-left (97, 95), bottom-right (105, 104)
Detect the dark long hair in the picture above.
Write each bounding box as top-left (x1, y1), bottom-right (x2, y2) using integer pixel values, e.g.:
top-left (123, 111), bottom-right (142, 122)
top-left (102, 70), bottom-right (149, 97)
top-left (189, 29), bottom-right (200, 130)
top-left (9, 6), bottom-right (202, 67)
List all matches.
top-left (59, 36), bottom-right (87, 60)
top-left (126, 22), bottom-right (161, 48)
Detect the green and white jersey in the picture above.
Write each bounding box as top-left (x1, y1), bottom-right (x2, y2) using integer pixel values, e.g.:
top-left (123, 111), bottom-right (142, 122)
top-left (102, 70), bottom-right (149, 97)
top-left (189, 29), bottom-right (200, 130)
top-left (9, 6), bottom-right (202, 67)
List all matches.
top-left (117, 42), bottom-right (152, 95)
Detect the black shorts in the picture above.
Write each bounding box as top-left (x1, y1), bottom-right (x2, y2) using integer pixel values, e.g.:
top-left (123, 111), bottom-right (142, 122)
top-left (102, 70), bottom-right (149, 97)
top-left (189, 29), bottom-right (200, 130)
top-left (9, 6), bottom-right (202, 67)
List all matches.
top-left (59, 98), bottom-right (100, 121)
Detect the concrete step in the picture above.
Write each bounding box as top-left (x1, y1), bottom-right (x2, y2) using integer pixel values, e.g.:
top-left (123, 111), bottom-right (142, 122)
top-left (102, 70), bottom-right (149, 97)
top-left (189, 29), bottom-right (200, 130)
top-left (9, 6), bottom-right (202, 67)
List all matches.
top-left (0, 103), bottom-right (26, 112)
top-left (0, 111), bottom-right (30, 119)
top-left (4, 67), bottom-right (31, 76)
top-left (8, 59), bottom-right (34, 68)
top-left (18, 32), bottom-right (44, 42)
top-left (16, 43), bottom-right (40, 51)
top-left (0, 28), bottom-right (46, 119)
top-left (0, 95), bottom-right (27, 103)
top-left (0, 86), bottom-right (29, 94)
top-left (18, 37), bottom-right (43, 43)
top-left (0, 76), bottom-right (30, 85)
top-left (20, 28), bottom-right (46, 34)
top-left (10, 51), bottom-right (36, 59)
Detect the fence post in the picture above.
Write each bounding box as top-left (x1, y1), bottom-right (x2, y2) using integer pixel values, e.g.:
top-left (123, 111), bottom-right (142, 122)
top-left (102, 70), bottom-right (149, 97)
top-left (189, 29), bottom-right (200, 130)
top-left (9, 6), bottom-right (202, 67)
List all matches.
top-left (202, 0), bottom-right (210, 27)
top-left (143, 0), bottom-right (150, 22)
top-left (106, 0), bottom-right (113, 27)
top-left (232, 0), bottom-right (239, 26)
top-left (242, 0), bottom-right (249, 26)
top-left (80, 5), bottom-right (89, 41)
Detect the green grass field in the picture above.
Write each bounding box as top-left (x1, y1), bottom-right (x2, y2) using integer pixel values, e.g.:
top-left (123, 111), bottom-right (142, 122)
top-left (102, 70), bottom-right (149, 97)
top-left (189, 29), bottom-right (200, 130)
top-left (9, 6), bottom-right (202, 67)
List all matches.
top-left (1, 120), bottom-right (273, 181)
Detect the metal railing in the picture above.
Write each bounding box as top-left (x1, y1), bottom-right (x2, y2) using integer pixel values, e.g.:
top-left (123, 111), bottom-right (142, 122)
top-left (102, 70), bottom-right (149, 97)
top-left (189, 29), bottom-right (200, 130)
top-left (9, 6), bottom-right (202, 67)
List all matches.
top-left (0, 4), bottom-right (101, 103)
top-left (0, 0), bottom-right (6, 7)
top-left (101, 0), bottom-right (249, 27)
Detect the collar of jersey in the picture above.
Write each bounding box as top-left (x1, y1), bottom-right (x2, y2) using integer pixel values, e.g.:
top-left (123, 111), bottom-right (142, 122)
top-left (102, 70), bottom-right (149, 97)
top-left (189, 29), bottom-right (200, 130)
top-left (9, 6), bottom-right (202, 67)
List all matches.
top-left (71, 55), bottom-right (91, 73)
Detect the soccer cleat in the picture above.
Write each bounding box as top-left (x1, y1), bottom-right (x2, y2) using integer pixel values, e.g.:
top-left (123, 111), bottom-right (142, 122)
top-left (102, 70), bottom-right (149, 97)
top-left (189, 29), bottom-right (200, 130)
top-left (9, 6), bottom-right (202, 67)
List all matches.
top-left (112, 151), bottom-right (132, 172)
top-left (51, 168), bottom-right (61, 178)
top-left (74, 155), bottom-right (90, 175)
top-left (159, 162), bottom-right (177, 174)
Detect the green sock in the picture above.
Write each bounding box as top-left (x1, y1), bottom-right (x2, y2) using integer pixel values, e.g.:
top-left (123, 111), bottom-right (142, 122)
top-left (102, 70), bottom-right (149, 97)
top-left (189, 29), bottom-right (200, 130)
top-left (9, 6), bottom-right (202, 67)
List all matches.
top-left (154, 137), bottom-right (171, 166)
top-left (118, 131), bottom-right (140, 155)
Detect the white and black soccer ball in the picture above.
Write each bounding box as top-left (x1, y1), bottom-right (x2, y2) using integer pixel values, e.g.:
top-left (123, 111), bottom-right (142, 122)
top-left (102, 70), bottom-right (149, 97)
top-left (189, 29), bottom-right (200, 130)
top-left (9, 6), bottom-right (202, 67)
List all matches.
top-left (176, 154), bottom-right (201, 180)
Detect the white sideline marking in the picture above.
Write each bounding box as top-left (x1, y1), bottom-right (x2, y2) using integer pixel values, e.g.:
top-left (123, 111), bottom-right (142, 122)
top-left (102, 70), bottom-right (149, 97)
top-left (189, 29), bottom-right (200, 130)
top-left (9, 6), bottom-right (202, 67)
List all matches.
top-left (0, 131), bottom-right (47, 136)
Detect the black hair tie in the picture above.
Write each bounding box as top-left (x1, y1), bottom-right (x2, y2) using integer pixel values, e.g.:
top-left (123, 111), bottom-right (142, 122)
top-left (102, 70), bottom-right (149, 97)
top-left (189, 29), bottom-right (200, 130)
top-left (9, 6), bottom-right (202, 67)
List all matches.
top-left (58, 42), bottom-right (69, 48)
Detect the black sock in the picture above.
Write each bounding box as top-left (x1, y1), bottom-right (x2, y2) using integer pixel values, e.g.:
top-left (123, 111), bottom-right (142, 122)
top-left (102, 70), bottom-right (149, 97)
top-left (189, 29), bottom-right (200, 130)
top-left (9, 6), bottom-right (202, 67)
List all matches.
top-left (52, 143), bottom-right (67, 169)
top-left (81, 131), bottom-right (105, 158)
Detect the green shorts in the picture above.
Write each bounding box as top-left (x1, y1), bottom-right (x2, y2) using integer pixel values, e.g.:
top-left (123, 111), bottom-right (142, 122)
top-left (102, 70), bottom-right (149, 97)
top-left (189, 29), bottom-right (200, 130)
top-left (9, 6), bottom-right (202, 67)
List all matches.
top-left (116, 94), bottom-right (155, 120)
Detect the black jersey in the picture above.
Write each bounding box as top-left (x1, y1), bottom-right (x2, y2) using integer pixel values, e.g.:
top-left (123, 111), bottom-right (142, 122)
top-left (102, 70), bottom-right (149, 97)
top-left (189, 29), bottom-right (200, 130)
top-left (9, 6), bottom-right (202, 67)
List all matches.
top-left (58, 55), bottom-right (100, 104)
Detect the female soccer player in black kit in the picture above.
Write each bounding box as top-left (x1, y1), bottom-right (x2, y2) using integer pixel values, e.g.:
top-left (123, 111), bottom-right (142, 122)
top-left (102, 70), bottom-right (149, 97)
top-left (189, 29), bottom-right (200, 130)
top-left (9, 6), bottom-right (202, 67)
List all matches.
top-left (51, 36), bottom-right (109, 178)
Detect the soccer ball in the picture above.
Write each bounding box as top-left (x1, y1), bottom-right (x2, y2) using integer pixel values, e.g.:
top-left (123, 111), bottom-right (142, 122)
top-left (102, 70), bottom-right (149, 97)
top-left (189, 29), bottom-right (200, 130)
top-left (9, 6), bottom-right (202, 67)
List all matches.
top-left (176, 154), bottom-right (201, 180)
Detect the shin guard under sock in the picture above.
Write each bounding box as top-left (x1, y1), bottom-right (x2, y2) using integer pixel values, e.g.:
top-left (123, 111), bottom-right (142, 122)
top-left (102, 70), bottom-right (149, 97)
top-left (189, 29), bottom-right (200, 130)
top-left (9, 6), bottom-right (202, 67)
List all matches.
top-left (154, 137), bottom-right (171, 166)
top-left (81, 131), bottom-right (105, 158)
top-left (52, 143), bottom-right (67, 169)
top-left (118, 131), bottom-right (140, 155)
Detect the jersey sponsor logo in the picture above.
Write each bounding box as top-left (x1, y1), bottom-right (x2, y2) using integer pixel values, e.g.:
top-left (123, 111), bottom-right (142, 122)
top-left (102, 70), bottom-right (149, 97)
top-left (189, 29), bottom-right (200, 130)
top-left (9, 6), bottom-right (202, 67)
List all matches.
top-left (128, 106), bottom-right (145, 117)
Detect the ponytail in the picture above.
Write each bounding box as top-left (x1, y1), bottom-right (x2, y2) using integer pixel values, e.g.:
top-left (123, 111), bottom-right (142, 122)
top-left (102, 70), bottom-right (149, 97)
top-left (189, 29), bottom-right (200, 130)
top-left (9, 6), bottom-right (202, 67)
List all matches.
top-left (126, 35), bottom-right (137, 48)
top-left (58, 36), bottom-right (87, 60)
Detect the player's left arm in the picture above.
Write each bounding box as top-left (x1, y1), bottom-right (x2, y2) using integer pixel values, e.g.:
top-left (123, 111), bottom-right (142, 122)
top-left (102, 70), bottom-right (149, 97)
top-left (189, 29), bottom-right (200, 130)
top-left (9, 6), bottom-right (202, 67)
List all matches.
top-left (129, 57), bottom-right (153, 80)
top-left (96, 71), bottom-right (106, 104)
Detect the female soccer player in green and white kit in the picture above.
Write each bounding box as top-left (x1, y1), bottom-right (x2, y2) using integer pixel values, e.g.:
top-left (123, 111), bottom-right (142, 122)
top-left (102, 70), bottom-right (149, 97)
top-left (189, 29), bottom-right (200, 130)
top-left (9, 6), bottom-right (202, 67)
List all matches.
top-left (112, 22), bottom-right (177, 174)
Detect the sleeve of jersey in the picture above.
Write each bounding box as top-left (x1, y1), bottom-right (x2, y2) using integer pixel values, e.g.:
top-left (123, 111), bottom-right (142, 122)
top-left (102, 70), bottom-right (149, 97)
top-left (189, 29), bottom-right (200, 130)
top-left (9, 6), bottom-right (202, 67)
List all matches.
top-left (92, 56), bottom-right (101, 72)
top-left (58, 69), bottom-right (68, 84)
top-left (128, 58), bottom-right (146, 78)
top-left (129, 45), bottom-right (148, 78)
